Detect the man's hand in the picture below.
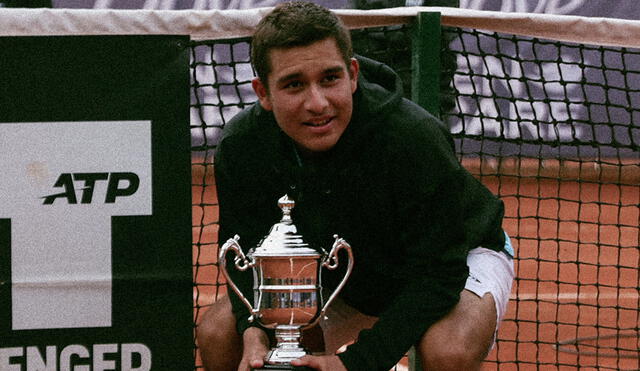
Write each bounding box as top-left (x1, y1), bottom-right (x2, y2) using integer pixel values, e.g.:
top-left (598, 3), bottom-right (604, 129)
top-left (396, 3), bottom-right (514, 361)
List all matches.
top-left (290, 355), bottom-right (347, 371)
top-left (238, 327), bottom-right (270, 371)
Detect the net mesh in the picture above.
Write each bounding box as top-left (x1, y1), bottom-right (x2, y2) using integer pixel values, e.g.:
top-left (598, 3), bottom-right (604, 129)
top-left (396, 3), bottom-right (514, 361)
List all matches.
top-left (443, 27), bottom-right (639, 370)
top-left (191, 22), bottom-right (640, 370)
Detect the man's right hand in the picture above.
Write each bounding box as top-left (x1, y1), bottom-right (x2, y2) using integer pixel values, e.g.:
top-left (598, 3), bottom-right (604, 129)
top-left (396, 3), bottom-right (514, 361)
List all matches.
top-left (238, 327), bottom-right (270, 371)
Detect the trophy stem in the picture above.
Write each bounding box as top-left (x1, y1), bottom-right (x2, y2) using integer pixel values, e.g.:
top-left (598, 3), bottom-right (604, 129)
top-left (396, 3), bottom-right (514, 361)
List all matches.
top-left (266, 325), bottom-right (307, 364)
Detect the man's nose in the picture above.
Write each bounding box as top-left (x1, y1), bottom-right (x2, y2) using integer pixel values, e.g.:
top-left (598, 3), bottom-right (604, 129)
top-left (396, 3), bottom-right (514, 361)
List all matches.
top-left (304, 84), bottom-right (329, 113)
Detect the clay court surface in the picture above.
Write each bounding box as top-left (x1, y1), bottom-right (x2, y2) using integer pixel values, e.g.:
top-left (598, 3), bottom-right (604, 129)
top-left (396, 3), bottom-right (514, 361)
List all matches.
top-left (191, 159), bottom-right (639, 370)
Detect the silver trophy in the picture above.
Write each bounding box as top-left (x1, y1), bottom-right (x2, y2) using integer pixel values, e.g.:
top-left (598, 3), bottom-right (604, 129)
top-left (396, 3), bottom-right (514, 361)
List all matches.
top-left (219, 195), bottom-right (353, 370)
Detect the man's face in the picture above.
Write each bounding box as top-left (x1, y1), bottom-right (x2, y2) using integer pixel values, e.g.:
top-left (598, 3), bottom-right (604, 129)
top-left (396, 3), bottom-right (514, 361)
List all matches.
top-left (252, 38), bottom-right (359, 154)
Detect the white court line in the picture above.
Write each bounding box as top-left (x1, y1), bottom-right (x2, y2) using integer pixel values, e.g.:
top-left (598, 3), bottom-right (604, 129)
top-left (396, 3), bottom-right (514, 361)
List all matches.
top-left (194, 291), bottom-right (640, 303)
top-left (513, 292), bottom-right (640, 301)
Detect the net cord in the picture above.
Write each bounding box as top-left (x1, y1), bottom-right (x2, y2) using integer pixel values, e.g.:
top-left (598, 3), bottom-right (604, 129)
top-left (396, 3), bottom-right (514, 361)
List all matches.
top-left (2, 6), bottom-right (640, 49)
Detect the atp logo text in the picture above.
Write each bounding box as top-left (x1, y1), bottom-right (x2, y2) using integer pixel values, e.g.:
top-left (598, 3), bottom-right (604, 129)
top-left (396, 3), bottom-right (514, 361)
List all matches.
top-left (42, 172), bottom-right (140, 205)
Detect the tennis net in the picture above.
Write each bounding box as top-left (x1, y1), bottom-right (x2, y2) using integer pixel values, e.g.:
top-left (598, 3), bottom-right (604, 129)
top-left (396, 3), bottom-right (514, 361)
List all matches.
top-left (442, 24), bottom-right (639, 371)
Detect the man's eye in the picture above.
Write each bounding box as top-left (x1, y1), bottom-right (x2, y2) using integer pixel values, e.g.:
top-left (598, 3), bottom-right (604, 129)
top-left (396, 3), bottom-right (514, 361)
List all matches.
top-left (323, 75), bottom-right (339, 83)
top-left (285, 81), bottom-right (303, 89)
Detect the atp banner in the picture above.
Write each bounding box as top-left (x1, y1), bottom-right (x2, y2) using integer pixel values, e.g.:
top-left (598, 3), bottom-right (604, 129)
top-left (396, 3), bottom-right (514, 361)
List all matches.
top-left (0, 36), bottom-right (192, 370)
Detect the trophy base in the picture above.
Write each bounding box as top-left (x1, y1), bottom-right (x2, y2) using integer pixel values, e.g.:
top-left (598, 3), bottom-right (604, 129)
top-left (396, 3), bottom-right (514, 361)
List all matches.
top-left (251, 365), bottom-right (313, 371)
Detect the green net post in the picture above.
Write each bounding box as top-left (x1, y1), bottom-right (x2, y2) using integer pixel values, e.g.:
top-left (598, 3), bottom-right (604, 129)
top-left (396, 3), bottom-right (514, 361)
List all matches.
top-left (411, 11), bottom-right (442, 118)
top-left (408, 12), bottom-right (442, 371)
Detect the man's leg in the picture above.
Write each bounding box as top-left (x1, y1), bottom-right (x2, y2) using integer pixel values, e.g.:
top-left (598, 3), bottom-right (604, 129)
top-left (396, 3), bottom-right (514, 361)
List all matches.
top-left (418, 290), bottom-right (497, 370)
top-left (418, 247), bottom-right (514, 371)
top-left (319, 296), bottom-right (378, 355)
top-left (196, 295), bottom-right (243, 371)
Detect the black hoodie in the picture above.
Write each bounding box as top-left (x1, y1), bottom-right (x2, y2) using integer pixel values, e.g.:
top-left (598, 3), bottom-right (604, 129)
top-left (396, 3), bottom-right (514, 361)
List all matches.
top-left (215, 56), bottom-right (505, 370)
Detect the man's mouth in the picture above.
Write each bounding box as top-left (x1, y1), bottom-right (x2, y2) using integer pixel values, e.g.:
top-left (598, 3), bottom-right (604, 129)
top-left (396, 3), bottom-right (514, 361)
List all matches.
top-left (304, 118), bottom-right (332, 127)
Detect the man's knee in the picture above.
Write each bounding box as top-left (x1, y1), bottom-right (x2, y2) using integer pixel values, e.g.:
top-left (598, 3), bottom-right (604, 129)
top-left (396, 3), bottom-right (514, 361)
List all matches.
top-left (419, 339), bottom-right (485, 371)
top-left (196, 296), bottom-right (240, 351)
top-left (417, 291), bottom-right (497, 371)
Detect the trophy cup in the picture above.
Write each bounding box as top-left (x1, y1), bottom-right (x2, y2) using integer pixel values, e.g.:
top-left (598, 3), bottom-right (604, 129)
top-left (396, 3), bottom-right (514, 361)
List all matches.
top-left (219, 195), bottom-right (354, 370)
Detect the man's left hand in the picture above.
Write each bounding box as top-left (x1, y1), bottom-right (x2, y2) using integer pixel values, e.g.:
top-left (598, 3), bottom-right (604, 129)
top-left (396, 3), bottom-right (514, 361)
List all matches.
top-left (290, 355), bottom-right (347, 371)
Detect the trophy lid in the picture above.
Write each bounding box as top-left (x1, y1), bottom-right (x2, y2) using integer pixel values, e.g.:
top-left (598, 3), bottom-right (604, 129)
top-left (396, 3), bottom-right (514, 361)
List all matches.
top-left (253, 195), bottom-right (320, 257)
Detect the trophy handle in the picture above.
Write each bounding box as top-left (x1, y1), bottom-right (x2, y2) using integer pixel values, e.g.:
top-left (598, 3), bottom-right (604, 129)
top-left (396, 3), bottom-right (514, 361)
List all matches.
top-left (218, 235), bottom-right (257, 321)
top-left (305, 234), bottom-right (354, 329)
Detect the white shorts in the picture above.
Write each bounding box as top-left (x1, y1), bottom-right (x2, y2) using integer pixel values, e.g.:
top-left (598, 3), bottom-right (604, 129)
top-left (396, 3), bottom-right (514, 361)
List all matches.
top-left (464, 246), bottom-right (515, 345)
top-left (319, 243), bottom-right (515, 353)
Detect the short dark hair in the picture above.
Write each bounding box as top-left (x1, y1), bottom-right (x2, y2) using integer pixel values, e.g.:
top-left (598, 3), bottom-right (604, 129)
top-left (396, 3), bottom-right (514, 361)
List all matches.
top-left (251, 1), bottom-right (353, 88)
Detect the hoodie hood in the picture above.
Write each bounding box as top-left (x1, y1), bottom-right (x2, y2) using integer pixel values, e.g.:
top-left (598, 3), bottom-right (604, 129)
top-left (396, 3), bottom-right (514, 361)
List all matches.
top-left (354, 54), bottom-right (404, 117)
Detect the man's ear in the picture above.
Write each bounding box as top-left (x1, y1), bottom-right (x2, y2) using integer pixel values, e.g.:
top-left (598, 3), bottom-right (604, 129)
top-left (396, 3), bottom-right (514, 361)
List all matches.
top-left (252, 77), bottom-right (273, 111)
top-left (349, 58), bottom-right (359, 94)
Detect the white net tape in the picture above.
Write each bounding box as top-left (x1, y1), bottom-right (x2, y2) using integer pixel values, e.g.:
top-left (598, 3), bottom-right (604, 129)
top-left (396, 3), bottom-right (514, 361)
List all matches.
top-left (2, 6), bottom-right (640, 48)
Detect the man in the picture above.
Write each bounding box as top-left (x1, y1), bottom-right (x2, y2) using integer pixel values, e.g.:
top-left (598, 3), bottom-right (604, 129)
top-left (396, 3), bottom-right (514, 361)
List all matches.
top-left (196, 2), bottom-right (514, 370)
